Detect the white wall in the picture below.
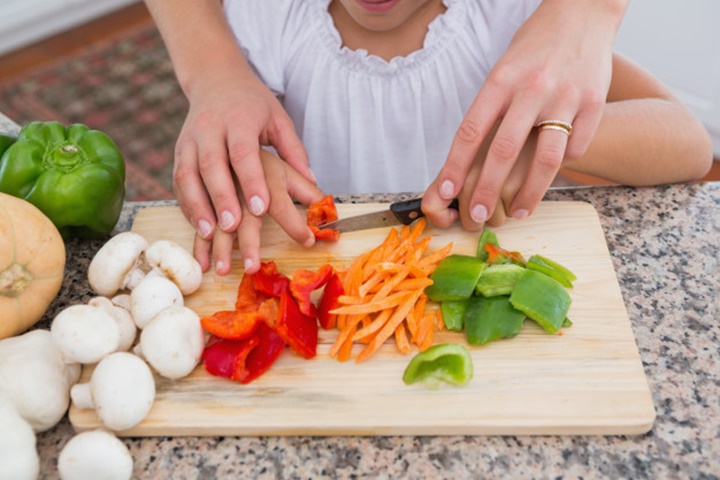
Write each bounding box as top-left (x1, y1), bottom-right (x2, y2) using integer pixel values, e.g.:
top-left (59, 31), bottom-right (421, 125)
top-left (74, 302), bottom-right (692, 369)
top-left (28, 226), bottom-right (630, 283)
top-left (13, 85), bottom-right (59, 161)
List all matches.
top-left (614, 0), bottom-right (720, 156)
top-left (0, 0), bottom-right (138, 56)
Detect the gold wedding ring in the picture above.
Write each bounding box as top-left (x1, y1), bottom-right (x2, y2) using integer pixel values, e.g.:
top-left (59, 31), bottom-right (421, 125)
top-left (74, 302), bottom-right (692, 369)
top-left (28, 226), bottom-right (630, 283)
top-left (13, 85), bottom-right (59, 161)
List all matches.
top-left (536, 119), bottom-right (573, 136)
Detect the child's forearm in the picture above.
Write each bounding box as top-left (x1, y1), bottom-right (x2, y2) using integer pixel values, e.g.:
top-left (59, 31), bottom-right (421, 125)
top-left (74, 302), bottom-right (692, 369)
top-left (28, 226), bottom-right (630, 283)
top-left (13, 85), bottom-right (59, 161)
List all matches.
top-left (564, 99), bottom-right (713, 185)
top-left (143, 0), bottom-right (254, 97)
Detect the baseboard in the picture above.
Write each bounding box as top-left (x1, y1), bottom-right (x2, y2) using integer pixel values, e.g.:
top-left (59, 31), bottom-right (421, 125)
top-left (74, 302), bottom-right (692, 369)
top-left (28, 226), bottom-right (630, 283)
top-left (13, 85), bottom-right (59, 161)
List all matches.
top-left (0, 0), bottom-right (139, 56)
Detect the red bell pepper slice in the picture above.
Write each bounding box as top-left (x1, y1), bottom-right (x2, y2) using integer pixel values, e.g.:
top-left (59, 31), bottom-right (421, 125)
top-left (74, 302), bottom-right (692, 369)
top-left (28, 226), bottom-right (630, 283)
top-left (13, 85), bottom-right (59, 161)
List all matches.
top-left (307, 195), bottom-right (340, 242)
top-left (253, 261), bottom-right (291, 298)
top-left (317, 272), bottom-right (344, 329)
top-left (235, 272), bottom-right (268, 310)
top-left (202, 335), bottom-right (259, 382)
top-left (200, 309), bottom-right (264, 341)
top-left (483, 243), bottom-right (526, 267)
top-left (274, 289), bottom-right (318, 359)
top-left (239, 323), bottom-right (286, 384)
top-left (289, 264), bottom-right (334, 317)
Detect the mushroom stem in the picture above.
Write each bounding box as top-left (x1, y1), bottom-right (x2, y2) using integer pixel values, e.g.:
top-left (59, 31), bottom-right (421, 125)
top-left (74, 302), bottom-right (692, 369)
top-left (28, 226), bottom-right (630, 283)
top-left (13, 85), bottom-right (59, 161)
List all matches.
top-left (70, 383), bottom-right (94, 410)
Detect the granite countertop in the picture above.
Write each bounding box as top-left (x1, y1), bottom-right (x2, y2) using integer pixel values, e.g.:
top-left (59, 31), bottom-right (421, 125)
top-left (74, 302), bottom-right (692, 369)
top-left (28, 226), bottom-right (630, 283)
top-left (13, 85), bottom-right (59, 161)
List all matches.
top-left (4, 109), bottom-right (718, 478)
top-left (24, 181), bottom-right (718, 479)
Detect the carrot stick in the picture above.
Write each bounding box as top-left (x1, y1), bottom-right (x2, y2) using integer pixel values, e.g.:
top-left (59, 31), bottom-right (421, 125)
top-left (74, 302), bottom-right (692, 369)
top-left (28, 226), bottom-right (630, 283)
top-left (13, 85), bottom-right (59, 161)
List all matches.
top-left (435, 307), bottom-right (445, 330)
top-left (356, 288), bottom-right (425, 363)
top-left (416, 242), bottom-right (454, 270)
top-left (394, 323), bottom-right (411, 354)
top-left (352, 308), bottom-right (392, 341)
top-left (331, 290), bottom-right (412, 316)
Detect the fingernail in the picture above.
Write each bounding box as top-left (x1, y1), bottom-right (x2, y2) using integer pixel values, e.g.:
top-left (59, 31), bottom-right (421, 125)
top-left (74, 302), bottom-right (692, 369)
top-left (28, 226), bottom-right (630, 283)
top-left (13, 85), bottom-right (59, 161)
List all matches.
top-left (220, 211), bottom-right (235, 230)
top-left (249, 196), bottom-right (265, 216)
top-left (471, 204), bottom-right (487, 223)
top-left (216, 261), bottom-right (225, 272)
top-left (308, 168), bottom-right (317, 183)
top-left (440, 180), bottom-right (455, 200)
top-left (197, 219), bottom-right (213, 239)
top-left (513, 209), bottom-right (529, 220)
top-left (243, 258), bottom-right (254, 272)
top-left (303, 236), bottom-right (315, 248)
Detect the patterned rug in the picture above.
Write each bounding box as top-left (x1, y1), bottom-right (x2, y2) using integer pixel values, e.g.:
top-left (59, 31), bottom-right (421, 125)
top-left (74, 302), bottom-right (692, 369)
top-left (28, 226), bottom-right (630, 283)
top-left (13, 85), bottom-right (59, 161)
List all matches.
top-left (0, 23), bottom-right (185, 201)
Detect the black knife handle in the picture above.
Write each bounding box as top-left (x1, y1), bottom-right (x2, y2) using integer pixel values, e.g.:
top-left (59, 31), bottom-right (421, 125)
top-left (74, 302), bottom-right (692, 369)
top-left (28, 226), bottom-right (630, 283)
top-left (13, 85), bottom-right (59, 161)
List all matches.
top-left (390, 198), bottom-right (460, 225)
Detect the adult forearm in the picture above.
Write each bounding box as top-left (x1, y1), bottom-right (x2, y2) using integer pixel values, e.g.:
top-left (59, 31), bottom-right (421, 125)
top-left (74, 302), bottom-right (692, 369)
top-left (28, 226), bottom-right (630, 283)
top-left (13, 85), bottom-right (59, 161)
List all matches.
top-left (565, 99), bottom-right (713, 185)
top-left (143, 0), bottom-right (253, 96)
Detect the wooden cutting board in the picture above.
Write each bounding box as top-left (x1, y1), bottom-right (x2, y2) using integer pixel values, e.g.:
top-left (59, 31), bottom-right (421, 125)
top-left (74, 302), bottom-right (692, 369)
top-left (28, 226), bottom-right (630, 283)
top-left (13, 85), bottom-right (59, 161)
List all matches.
top-left (69, 201), bottom-right (655, 436)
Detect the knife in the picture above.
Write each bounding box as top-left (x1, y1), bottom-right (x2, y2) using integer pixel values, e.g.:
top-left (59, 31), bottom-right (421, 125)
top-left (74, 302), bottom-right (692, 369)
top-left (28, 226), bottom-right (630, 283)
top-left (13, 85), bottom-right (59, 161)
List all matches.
top-left (318, 198), bottom-right (459, 233)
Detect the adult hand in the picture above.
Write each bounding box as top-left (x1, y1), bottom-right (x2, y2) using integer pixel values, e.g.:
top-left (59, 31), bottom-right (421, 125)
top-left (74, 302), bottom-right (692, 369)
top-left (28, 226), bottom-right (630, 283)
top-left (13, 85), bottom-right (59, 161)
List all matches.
top-left (193, 150), bottom-right (325, 275)
top-left (423, 0), bottom-right (628, 228)
top-left (174, 64), bottom-right (316, 252)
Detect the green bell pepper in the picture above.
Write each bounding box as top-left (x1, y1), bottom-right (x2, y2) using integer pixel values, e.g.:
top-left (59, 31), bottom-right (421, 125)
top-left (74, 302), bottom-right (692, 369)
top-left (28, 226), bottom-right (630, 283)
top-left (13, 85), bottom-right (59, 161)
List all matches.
top-left (0, 121), bottom-right (125, 238)
top-left (425, 254), bottom-right (485, 301)
top-left (402, 343), bottom-right (473, 388)
top-left (0, 133), bottom-right (15, 156)
top-left (526, 254), bottom-right (576, 288)
top-left (476, 228), bottom-right (499, 261)
top-left (463, 295), bottom-right (525, 345)
top-left (440, 299), bottom-right (469, 331)
top-left (475, 263), bottom-right (526, 297)
top-left (510, 270), bottom-right (571, 334)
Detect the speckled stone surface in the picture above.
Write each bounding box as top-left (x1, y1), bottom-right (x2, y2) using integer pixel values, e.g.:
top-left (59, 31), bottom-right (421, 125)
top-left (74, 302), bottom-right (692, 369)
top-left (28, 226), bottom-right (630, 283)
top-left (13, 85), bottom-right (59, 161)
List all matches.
top-left (3, 106), bottom-right (719, 479)
top-left (20, 181), bottom-right (716, 480)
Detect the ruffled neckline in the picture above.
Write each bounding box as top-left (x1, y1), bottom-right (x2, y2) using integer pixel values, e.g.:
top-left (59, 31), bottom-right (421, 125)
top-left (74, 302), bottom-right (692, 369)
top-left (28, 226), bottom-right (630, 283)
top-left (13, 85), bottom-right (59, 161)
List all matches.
top-left (315, 0), bottom-right (466, 75)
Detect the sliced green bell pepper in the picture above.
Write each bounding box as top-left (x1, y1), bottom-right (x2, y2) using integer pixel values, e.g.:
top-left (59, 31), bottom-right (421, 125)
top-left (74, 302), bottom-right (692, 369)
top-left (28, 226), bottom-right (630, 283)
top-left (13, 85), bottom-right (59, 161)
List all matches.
top-left (402, 343), bottom-right (473, 388)
top-left (0, 121), bottom-right (125, 238)
top-left (425, 254), bottom-right (485, 301)
top-left (475, 263), bottom-right (526, 297)
top-left (476, 228), bottom-right (499, 261)
top-left (464, 295), bottom-right (525, 345)
top-left (526, 254), bottom-right (576, 288)
top-left (510, 270), bottom-right (571, 334)
top-left (440, 299), bottom-right (469, 331)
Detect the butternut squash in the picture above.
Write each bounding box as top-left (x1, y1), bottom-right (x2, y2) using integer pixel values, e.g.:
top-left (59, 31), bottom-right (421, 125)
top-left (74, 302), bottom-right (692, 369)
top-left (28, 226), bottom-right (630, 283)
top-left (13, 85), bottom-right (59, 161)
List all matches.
top-left (0, 193), bottom-right (65, 339)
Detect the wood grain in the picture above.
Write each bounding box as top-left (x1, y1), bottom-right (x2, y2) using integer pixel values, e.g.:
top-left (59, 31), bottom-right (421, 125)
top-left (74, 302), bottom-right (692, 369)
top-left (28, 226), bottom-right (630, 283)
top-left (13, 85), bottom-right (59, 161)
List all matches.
top-left (69, 201), bottom-right (655, 436)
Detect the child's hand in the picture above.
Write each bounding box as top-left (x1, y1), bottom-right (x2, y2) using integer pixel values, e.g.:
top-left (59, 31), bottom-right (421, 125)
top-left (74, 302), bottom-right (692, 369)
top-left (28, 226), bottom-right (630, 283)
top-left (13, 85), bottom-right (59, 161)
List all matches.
top-left (174, 65), bottom-right (316, 248)
top-left (423, 0), bottom-right (625, 226)
top-left (193, 149), bottom-right (325, 275)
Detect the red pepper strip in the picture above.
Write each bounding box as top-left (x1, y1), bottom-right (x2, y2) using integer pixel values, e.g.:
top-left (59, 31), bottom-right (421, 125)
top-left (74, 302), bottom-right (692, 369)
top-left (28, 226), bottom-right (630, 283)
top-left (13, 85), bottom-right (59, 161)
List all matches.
top-left (200, 309), bottom-right (264, 341)
top-left (307, 195), bottom-right (340, 242)
top-left (290, 264), bottom-right (334, 317)
top-left (239, 323), bottom-right (286, 384)
top-left (274, 289), bottom-right (318, 359)
top-left (253, 261), bottom-right (290, 298)
top-left (202, 335), bottom-right (259, 382)
top-left (235, 273), bottom-right (268, 310)
top-left (317, 272), bottom-right (344, 329)
top-left (483, 243), bottom-right (526, 267)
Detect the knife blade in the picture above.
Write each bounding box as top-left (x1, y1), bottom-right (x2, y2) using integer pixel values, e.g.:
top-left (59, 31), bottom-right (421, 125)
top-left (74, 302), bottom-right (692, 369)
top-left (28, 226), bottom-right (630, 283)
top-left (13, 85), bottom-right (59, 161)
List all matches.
top-left (318, 198), bottom-right (459, 233)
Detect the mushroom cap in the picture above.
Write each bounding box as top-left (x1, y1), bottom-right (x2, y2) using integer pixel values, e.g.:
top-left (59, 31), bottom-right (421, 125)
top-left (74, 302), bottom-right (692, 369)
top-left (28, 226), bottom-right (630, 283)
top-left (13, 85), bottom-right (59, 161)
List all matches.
top-left (88, 232), bottom-right (149, 297)
top-left (130, 276), bottom-right (184, 329)
top-left (0, 330), bottom-right (80, 432)
top-left (51, 304), bottom-right (120, 364)
top-left (58, 429), bottom-right (133, 480)
top-left (145, 240), bottom-right (203, 295)
top-left (140, 305), bottom-right (205, 379)
top-left (88, 297), bottom-right (137, 352)
top-left (0, 392), bottom-right (39, 480)
top-left (89, 352), bottom-right (155, 431)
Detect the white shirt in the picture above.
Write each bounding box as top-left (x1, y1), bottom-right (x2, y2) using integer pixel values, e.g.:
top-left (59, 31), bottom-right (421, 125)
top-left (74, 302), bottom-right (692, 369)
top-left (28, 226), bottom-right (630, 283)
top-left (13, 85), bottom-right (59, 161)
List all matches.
top-left (224, 0), bottom-right (540, 194)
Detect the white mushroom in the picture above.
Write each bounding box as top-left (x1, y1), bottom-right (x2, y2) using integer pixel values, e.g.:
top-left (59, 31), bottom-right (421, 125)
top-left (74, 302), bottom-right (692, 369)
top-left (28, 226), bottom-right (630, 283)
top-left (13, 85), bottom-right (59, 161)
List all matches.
top-left (58, 429), bottom-right (133, 480)
top-left (88, 297), bottom-right (137, 352)
top-left (134, 305), bottom-right (204, 379)
top-left (0, 392), bottom-right (39, 480)
top-left (144, 240), bottom-right (203, 295)
top-left (111, 293), bottom-right (131, 311)
top-left (88, 232), bottom-right (149, 296)
top-left (51, 304), bottom-right (120, 364)
top-left (130, 276), bottom-right (184, 329)
top-left (70, 352), bottom-right (155, 431)
top-left (0, 330), bottom-right (81, 432)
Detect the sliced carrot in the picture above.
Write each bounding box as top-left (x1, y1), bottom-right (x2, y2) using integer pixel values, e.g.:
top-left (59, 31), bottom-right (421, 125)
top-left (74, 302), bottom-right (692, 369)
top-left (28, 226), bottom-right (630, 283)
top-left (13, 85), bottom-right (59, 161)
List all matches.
top-left (331, 290), bottom-right (412, 316)
top-left (435, 307), bottom-right (445, 330)
top-left (416, 242), bottom-right (454, 271)
top-left (394, 323), bottom-right (411, 354)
